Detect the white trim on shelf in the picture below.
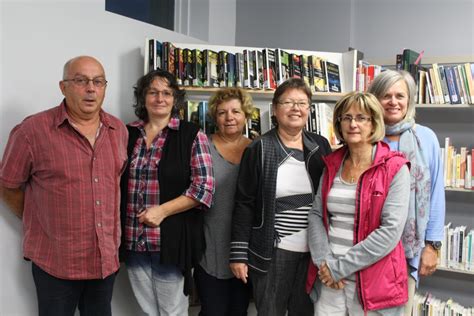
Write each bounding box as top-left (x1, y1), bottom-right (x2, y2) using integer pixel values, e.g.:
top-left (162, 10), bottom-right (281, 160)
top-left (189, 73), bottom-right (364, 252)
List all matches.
top-left (184, 87), bottom-right (343, 102)
top-left (437, 266), bottom-right (474, 275)
top-left (445, 187), bottom-right (474, 193)
top-left (416, 104), bottom-right (473, 109)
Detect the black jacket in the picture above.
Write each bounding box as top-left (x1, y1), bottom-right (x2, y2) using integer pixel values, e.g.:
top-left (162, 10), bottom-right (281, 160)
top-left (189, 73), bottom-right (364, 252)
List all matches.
top-left (229, 128), bottom-right (331, 273)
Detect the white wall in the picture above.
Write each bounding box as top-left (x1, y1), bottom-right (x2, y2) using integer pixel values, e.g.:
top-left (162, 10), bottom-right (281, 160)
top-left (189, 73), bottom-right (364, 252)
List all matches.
top-left (0, 1), bottom-right (206, 315)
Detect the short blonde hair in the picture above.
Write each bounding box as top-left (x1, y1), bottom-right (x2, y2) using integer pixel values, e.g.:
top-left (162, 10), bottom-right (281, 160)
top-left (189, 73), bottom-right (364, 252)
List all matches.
top-left (333, 91), bottom-right (385, 144)
top-left (208, 88), bottom-right (254, 121)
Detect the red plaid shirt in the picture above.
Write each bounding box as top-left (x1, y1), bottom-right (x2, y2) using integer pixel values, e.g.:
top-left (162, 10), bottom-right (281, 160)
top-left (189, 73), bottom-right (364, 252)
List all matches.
top-left (0, 102), bottom-right (128, 279)
top-left (124, 118), bottom-right (214, 252)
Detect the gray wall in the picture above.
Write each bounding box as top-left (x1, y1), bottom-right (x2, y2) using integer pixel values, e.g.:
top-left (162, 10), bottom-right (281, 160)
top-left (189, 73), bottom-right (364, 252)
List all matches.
top-left (236, 0), bottom-right (474, 61)
top-left (236, 0), bottom-right (352, 52)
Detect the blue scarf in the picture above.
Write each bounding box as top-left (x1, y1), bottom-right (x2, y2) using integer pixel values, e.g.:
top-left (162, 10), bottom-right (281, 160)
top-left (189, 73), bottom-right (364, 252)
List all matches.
top-left (386, 119), bottom-right (431, 259)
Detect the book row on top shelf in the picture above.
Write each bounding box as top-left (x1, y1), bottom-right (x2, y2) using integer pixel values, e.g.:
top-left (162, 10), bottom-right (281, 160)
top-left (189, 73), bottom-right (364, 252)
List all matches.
top-left (356, 49), bottom-right (474, 106)
top-left (144, 38), bottom-right (358, 96)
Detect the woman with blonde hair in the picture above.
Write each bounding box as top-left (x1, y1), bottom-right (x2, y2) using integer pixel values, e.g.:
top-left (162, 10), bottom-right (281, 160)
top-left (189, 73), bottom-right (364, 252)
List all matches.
top-left (194, 87), bottom-right (254, 316)
top-left (307, 91), bottom-right (410, 315)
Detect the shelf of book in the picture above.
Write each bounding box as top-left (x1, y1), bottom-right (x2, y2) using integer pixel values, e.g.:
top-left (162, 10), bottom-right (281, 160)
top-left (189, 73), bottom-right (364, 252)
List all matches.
top-left (416, 103), bottom-right (474, 109)
top-left (445, 187), bottom-right (474, 193)
top-left (436, 266), bottom-right (474, 276)
top-left (184, 87), bottom-right (344, 102)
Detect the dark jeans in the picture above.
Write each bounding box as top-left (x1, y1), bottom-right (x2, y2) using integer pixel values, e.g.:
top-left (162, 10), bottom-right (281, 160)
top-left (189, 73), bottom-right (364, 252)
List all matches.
top-left (249, 248), bottom-right (313, 316)
top-left (194, 264), bottom-right (251, 316)
top-left (31, 262), bottom-right (116, 316)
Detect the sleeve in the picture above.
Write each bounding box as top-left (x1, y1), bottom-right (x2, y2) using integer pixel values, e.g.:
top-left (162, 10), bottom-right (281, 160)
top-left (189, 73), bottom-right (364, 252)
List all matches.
top-left (423, 128), bottom-right (445, 242)
top-left (0, 124), bottom-right (33, 188)
top-left (183, 130), bottom-right (214, 208)
top-left (325, 165), bottom-right (411, 281)
top-left (308, 173), bottom-right (337, 267)
top-left (229, 141), bottom-right (260, 263)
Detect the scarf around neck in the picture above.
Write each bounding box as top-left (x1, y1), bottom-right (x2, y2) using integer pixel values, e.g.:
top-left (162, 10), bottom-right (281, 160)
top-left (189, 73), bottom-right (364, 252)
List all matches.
top-left (386, 119), bottom-right (431, 259)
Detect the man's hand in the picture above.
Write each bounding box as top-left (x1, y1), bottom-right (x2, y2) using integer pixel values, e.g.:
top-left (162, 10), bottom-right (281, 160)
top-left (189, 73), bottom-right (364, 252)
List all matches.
top-left (419, 245), bottom-right (438, 276)
top-left (230, 263), bottom-right (249, 284)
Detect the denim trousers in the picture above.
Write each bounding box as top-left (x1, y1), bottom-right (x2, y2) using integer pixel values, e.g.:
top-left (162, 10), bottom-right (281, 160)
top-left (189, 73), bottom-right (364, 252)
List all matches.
top-left (31, 262), bottom-right (116, 316)
top-left (125, 251), bottom-right (188, 316)
top-left (193, 264), bottom-right (251, 316)
top-left (249, 248), bottom-right (313, 316)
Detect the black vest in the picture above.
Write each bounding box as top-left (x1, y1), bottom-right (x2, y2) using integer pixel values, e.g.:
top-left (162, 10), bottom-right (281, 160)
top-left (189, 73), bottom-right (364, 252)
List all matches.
top-left (120, 121), bottom-right (204, 295)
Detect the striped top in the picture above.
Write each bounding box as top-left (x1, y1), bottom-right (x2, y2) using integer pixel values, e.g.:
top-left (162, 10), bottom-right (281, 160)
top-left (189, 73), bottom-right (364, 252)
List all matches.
top-left (275, 149), bottom-right (312, 252)
top-left (327, 168), bottom-right (357, 281)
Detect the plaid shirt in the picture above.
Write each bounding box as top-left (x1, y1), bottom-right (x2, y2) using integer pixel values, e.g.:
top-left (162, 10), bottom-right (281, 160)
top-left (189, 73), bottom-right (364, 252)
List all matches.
top-left (0, 102), bottom-right (128, 280)
top-left (124, 117), bottom-right (214, 252)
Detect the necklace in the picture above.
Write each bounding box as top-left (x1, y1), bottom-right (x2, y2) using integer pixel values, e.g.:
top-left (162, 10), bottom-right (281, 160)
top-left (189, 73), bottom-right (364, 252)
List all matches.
top-left (345, 157), bottom-right (372, 184)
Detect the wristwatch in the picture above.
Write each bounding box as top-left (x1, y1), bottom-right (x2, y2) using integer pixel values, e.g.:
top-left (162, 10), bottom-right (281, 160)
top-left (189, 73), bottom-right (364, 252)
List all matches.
top-left (425, 240), bottom-right (442, 250)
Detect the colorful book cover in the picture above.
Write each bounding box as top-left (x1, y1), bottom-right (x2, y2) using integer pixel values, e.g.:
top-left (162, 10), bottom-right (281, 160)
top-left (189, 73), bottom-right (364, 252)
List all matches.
top-left (289, 53), bottom-right (302, 79)
top-left (183, 48), bottom-right (193, 86)
top-left (191, 49), bottom-right (203, 87)
top-left (247, 107), bottom-right (261, 140)
top-left (226, 52), bottom-right (236, 87)
top-left (310, 56), bottom-right (327, 92)
top-left (174, 47), bottom-right (184, 85)
top-left (275, 48), bottom-right (290, 85)
top-left (252, 50), bottom-right (263, 89)
top-left (217, 51), bottom-right (228, 87)
top-left (326, 61), bottom-right (341, 93)
top-left (203, 49), bottom-right (219, 88)
top-left (262, 49), bottom-right (277, 90)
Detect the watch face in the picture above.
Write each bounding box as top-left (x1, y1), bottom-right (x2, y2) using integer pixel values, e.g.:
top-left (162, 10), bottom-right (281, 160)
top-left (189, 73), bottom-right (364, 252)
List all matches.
top-left (428, 241), bottom-right (442, 250)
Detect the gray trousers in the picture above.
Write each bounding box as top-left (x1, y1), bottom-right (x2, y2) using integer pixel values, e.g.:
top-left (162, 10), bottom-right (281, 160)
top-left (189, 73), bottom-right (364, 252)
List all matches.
top-left (249, 248), bottom-right (314, 316)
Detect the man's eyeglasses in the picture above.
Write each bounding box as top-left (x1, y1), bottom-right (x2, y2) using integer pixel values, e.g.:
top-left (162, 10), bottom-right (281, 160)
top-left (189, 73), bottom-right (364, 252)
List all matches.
top-left (278, 100), bottom-right (310, 110)
top-left (63, 76), bottom-right (108, 88)
top-left (338, 115), bottom-right (372, 124)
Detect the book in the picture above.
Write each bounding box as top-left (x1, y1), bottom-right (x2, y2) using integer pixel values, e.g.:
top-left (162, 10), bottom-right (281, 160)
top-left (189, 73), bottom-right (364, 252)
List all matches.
top-left (191, 49), bottom-right (204, 87)
top-left (247, 107), bottom-right (261, 140)
top-left (203, 49), bottom-right (219, 88)
top-left (226, 52), bottom-right (236, 87)
top-left (174, 47), bottom-right (184, 85)
top-left (262, 48), bottom-right (277, 90)
top-left (243, 49), bottom-right (253, 88)
top-left (326, 61), bottom-right (341, 93)
top-left (289, 53), bottom-right (302, 79)
top-left (217, 51), bottom-right (228, 88)
top-left (235, 53), bottom-right (244, 88)
top-left (309, 56), bottom-right (327, 92)
top-left (252, 50), bottom-right (264, 89)
top-left (402, 48), bottom-right (421, 72)
top-left (183, 48), bottom-right (193, 86)
top-left (275, 48), bottom-right (290, 85)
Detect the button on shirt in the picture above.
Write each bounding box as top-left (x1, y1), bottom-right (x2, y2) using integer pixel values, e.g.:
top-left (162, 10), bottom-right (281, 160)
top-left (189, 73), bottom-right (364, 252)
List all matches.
top-left (0, 102), bottom-right (128, 280)
top-left (124, 117), bottom-right (214, 252)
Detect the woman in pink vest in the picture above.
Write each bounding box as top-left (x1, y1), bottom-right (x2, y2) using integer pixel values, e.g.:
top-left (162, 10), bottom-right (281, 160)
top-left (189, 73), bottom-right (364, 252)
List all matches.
top-left (307, 91), bottom-right (410, 315)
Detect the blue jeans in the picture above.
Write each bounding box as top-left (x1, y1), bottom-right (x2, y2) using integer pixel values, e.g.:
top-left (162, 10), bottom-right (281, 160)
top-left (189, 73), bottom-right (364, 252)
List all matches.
top-left (31, 262), bottom-right (116, 316)
top-left (126, 251), bottom-right (188, 316)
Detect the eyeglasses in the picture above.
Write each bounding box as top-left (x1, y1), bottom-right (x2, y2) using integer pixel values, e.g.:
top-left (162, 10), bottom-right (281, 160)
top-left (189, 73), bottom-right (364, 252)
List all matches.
top-left (147, 90), bottom-right (173, 98)
top-left (63, 76), bottom-right (107, 88)
top-left (278, 100), bottom-right (310, 110)
top-left (338, 115), bottom-right (372, 124)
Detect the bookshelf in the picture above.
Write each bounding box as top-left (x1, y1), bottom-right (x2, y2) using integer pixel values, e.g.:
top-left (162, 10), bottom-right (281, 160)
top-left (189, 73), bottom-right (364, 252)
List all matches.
top-left (415, 104), bottom-right (474, 309)
top-left (146, 40), bottom-right (359, 139)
